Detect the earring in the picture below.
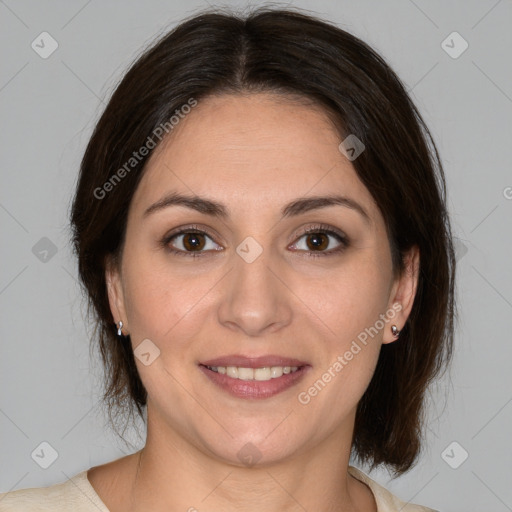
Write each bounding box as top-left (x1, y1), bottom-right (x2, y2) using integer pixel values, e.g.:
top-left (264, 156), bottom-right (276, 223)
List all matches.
top-left (391, 325), bottom-right (400, 338)
top-left (117, 321), bottom-right (123, 337)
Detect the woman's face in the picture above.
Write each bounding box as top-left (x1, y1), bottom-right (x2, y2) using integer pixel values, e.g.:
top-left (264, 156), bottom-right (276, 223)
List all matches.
top-left (107, 92), bottom-right (417, 466)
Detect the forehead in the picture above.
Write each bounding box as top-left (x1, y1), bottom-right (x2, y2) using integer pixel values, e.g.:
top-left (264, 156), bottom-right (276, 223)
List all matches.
top-left (130, 93), bottom-right (380, 222)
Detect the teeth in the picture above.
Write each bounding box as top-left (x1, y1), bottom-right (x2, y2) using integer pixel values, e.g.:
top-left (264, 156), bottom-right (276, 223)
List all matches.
top-left (254, 367), bottom-right (271, 381)
top-left (226, 366), bottom-right (238, 378)
top-left (206, 365), bottom-right (300, 381)
top-left (238, 367), bottom-right (253, 380)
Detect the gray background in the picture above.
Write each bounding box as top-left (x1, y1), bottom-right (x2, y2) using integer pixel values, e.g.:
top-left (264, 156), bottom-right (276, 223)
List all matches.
top-left (1, 1), bottom-right (511, 510)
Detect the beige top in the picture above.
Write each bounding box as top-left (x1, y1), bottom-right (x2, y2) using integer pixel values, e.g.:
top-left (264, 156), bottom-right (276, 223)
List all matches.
top-left (0, 465), bottom-right (438, 511)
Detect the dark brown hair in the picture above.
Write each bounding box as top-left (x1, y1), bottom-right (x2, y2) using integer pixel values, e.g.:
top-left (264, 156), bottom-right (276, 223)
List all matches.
top-left (70, 6), bottom-right (456, 475)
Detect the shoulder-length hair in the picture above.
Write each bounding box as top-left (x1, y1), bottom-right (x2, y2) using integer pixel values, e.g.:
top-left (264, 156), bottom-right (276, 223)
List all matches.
top-left (71, 7), bottom-right (456, 475)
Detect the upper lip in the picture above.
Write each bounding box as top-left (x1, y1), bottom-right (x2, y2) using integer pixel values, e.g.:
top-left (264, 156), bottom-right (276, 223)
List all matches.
top-left (200, 354), bottom-right (310, 368)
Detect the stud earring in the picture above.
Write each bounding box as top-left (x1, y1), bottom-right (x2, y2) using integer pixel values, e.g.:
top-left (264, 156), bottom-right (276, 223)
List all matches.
top-left (117, 321), bottom-right (123, 337)
top-left (391, 325), bottom-right (400, 338)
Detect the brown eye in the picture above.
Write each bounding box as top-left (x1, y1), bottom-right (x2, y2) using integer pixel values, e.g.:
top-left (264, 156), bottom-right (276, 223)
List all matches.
top-left (163, 228), bottom-right (222, 257)
top-left (182, 232), bottom-right (206, 251)
top-left (305, 233), bottom-right (330, 251)
top-left (290, 225), bottom-right (349, 257)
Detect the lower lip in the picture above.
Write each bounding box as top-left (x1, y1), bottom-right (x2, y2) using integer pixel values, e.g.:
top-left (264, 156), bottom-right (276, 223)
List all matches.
top-left (199, 365), bottom-right (310, 399)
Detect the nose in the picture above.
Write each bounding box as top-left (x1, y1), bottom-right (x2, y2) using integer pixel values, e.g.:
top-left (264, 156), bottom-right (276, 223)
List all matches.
top-left (217, 241), bottom-right (293, 337)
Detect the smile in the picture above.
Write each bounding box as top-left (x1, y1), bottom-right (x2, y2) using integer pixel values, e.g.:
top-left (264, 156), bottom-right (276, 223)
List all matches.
top-left (199, 358), bottom-right (310, 399)
top-left (204, 365), bottom-right (300, 381)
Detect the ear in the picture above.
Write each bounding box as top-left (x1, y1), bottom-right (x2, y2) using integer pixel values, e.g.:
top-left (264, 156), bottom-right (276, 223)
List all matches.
top-left (105, 254), bottom-right (129, 335)
top-left (383, 245), bottom-right (420, 344)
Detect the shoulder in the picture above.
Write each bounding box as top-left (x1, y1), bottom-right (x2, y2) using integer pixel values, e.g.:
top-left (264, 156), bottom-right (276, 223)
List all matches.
top-left (348, 466), bottom-right (439, 512)
top-left (0, 470), bottom-right (110, 512)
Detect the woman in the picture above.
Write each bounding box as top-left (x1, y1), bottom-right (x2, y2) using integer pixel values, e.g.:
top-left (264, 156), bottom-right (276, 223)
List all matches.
top-left (0, 6), bottom-right (454, 511)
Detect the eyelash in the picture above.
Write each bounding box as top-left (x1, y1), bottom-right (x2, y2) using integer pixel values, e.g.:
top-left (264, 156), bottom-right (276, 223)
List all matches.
top-left (160, 223), bottom-right (349, 259)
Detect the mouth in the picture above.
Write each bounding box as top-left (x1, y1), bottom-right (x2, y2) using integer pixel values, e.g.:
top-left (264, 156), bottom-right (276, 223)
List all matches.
top-left (203, 364), bottom-right (301, 380)
top-left (198, 355), bottom-right (311, 399)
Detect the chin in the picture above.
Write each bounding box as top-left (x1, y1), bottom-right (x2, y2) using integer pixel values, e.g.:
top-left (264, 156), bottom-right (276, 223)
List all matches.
top-left (192, 421), bottom-right (309, 469)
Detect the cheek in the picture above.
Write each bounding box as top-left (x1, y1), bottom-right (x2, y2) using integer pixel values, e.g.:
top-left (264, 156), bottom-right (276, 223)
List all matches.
top-left (119, 253), bottom-right (210, 406)
top-left (308, 252), bottom-right (392, 342)
top-left (121, 245), bottom-right (177, 337)
top-left (120, 247), bottom-right (219, 355)
top-left (296, 251), bottom-right (391, 406)
top-left (123, 271), bottom-right (174, 339)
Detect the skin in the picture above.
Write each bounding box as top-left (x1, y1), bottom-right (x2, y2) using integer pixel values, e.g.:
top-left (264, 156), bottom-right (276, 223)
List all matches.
top-left (88, 92), bottom-right (420, 512)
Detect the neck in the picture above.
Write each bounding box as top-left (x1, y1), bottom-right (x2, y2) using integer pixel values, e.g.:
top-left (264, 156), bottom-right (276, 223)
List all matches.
top-left (123, 407), bottom-right (375, 512)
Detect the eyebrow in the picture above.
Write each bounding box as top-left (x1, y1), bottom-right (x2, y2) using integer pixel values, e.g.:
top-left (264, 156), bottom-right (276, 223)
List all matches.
top-left (143, 192), bottom-right (371, 225)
